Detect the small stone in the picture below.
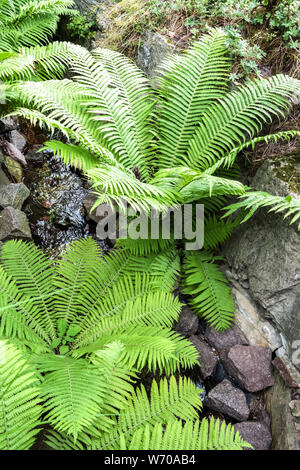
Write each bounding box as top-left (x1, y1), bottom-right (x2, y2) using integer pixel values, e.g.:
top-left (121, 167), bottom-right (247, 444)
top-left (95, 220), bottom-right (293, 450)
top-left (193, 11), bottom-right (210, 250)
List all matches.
top-left (0, 183), bottom-right (30, 210)
top-left (0, 206), bottom-right (32, 241)
top-left (10, 130), bottom-right (26, 153)
top-left (289, 400), bottom-right (300, 417)
top-left (0, 117), bottom-right (16, 133)
top-left (234, 422), bottom-right (272, 450)
top-left (204, 324), bottom-right (248, 351)
top-left (189, 335), bottom-right (218, 379)
top-left (83, 193), bottom-right (102, 223)
top-left (222, 345), bottom-right (274, 392)
top-left (204, 379), bottom-right (250, 421)
top-left (174, 305), bottom-right (199, 336)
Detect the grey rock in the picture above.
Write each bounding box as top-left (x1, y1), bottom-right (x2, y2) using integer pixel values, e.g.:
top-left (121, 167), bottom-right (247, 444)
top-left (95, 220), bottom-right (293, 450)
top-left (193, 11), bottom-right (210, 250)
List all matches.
top-left (204, 379), bottom-right (249, 421)
top-left (189, 335), bottom-right (218, 379)
top-left (204, 324), bottom-right (248, 352)
top-left (73, 0), bottom-right (98, 13)
top-left (234, 421), bottom-right (272, 450)
top-left (136, 31), bottom-right (175, 78)
top-left (224, 158), bottom-right (300, 374)
top-left (175, 305), bottom-right (199, 337)
top-left (222, 345), bottom-right (274, 392)
top-left (0, 117), bottom-right (16, 133)
top-left (0, 183), bottom-right (30, 210)
top-left (83, 193), bottom-right (103, 223)
top-left (264, 369), bottom-right (300, 449)
top-left (9, 130), bottom-right (26, 153)
top-left (0, 206), bottom-right (32, 241)
top-left (25, 145), bottom-right (44, 165)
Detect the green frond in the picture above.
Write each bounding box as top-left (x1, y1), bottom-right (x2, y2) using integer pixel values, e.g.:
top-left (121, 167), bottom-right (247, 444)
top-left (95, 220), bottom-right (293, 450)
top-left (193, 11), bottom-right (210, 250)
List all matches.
top-left (40, 141), bottom-right (100, 172)
top-left (36, 354), bottom-right (106, 439)
top-left (124, 418), bottom-right (252, 450)
top-left (179, 174), bottom-right (246, 203)
top-left (183, 251), bottom-right (235, 331)
top-left (1, 240), bottom-right (56, 341)
top-left (187, 74), bottom-right (300, 170)
top-left (0, 339), bottom-right (42, 450)
top-left (223, 190), bottom-right (300, 229)
top-left (116, 238), bottom-right (176, 257)
top-left (98, 376), bottom-right (203, 450)
top-left (155, 28), bottom-right (230, 168)
top-left (204, 215), bottom-right (237, 250)
top-left (74, 325), bottom-right (198, 375)
top-left (91, 48), bottom-right (154, 180)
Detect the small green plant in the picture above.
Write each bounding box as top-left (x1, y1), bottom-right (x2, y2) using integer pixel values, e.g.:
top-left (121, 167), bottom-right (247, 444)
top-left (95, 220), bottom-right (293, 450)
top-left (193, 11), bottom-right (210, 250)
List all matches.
top-left (66, 12), bottom-right (97, 40)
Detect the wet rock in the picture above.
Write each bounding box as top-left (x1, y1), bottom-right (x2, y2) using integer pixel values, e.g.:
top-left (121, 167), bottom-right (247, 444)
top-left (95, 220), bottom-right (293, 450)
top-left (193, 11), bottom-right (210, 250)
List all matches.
top-left (230, 282), bottom-right (282, 351)
top-left (83, 193), bottom-right (103, 223)
top-left (175, 305), bottom-right (199, 337)
top-left (265, 369), bottom-right (300, 449)
top-left (136, 31), bottom-right (175, 78)
top-left (204, 379), bottom-right (249, 421)
top-left (223, 158), bottom-right (300, 375)
top-left (0, 206), bottom-right (32, 241)
top-left (0, 183), bottom-right (30, 210)
top-left (189, 335), bottom-right (218, 379)
top-left (222, 345), bottom-right (274, 392)
top-left (10, 130), bottom-right (26, 153)
top-left (204, 324), bottom-right (248, 352)
top-left (0, 117), bottom-right (16, 133)
top-left (234, 422), bottom-right (272, 450)
top-left (25, 145), bottom-right (44, 165)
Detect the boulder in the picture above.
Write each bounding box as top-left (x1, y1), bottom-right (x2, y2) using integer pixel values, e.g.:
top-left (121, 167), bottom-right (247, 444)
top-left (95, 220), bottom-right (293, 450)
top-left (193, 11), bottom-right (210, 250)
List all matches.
top-left (224, 158), bottom-right (300, 375)
top-left (83, 193), bottom-right (103, 223)
top-left (0, 206), bottom-right (32, 241)
top-left (4, 156), bottom-right (23, 182)
top-left (0, 117), bottom-right (16, 133)
top-left (9, 130), bottom-right (26, 153)
top-left (204, 324), bottom-right (248, 352)
top-left (204, 379), bottom-right (249, 421)
top-left (189, 335), bottom-right (218, 379)
top-left (264, 369), bottom-right (300, 449)
top-left (175, 305), bottom-right (199, 337)
top-left (221, 345), bottom-right (274, 392)
top-left (136, 31), bottom-right (175, 78)
top-left (234, 421), bottom-right (272, 450)
top-left (0, 183), bottom-right (30, 210)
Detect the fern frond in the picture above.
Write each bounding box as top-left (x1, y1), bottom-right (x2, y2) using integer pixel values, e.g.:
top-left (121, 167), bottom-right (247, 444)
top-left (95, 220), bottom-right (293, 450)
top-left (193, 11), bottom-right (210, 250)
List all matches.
top-left (183, 251), bottom-right (235, 331)
top-left (98, 376), bottom-right (203, 450)
top-left (223, 190), bottom-right (300, 229)
top-left (124, 418), bottom-right (252, 450)
top-left (156, 28), bottom-right (230, 168)
top-left (0, 339), bottom-right (42, 450)
top-left (1, 240), bottom-right (56, 341)
top-left (204, 215), bottom-right (237, 250)
top-left (187, 75), bottom-right (300, 169)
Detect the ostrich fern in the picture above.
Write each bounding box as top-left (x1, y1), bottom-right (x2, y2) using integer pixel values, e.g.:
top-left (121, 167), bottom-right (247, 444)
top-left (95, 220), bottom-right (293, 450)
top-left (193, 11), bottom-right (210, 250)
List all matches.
top-left (7, 29), bottom-right (300, 331)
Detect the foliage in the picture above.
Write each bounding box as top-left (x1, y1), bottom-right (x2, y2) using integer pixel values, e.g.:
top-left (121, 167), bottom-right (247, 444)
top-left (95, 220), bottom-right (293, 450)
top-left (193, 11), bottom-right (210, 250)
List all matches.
top-left (0, 0), bottom-right (76, 51)
top-left (66, 12), bottom-right (97, 40)
top-left (8, 29), bottom-right (300, 331)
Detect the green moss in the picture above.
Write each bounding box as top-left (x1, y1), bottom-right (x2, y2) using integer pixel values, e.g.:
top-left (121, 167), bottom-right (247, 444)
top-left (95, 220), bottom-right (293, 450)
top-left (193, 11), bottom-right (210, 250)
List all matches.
top-left (272, 154), bottom-right (300, 193)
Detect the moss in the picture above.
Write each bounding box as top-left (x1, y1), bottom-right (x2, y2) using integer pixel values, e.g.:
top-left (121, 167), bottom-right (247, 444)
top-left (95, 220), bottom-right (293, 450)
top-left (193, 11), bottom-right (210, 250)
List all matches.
top-left (272, 154), bottom-right (300, 194)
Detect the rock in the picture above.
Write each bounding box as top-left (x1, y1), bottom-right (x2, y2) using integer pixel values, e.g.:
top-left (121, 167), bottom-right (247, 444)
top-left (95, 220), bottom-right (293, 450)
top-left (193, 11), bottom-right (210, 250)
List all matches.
top-left (83, 193), bottom-right (103, 223)
top-left (204, 324), bottom-right (248, 352)
top-left (4, 156), bottom-right (23, 182)
top-left (221, 345), bottom-right (274, 392)
top-left (223, 158), bottom-right (300, 375)
top-left (189, 335), bottom-right (218, 379)
top-left (175, 305), bottom-right (199, 337)
top-left (204, 379), bottom-right (249, 421)
top-left (25, 145), bottom-right (44, 165)
top-left (136, 31), bottom-right (175, 78)
top-left (289, 400), bottom-right (300, 417)
top-left (230, 282), bottom-right (282, 351)
top-left (0, 207), bottom-right (32, 241)
top-left (9, 130), bottom-right (26, 153)
top-left (0, 183), bottom-right (30, 210)
top-left (272, 357), bottom-right (299, 388)
top-left (234, 422), bottom-right (272, 450)
top-left (73, 0), bottom-right (98, 13)
top-left (0, 117), bottom-right (16, 133)
top-left (0, 168), bottom-right (10, 186)
top-left (265, 369), bottom-right (300, 449)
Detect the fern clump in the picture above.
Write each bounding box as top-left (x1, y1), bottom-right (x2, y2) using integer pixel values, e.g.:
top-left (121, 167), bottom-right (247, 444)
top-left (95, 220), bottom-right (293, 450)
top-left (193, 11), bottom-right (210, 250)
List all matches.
top-left (0, 238), bottom-right (252, 450)
top-left (6, 29), bottom-right (300, 331)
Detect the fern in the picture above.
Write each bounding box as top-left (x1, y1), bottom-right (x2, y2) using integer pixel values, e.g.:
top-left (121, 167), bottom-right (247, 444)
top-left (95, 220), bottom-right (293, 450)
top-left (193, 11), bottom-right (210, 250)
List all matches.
top-left (183, 251), bottom-right (235, 331)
